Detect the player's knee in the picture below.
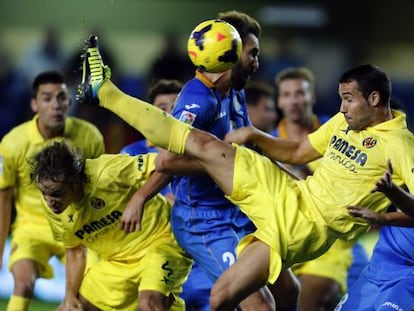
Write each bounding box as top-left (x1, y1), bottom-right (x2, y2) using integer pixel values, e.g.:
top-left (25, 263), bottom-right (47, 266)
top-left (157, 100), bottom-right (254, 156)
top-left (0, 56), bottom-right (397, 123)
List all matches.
top-left (13, 278), bottom-right (35, 297)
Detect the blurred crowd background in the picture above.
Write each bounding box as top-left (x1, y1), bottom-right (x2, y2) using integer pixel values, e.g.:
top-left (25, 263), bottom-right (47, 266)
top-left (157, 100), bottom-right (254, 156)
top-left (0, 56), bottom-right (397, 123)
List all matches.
top-left (0, 0), bottom-right (408, 304)
top-left (0, 0), bottom-right (413, 152)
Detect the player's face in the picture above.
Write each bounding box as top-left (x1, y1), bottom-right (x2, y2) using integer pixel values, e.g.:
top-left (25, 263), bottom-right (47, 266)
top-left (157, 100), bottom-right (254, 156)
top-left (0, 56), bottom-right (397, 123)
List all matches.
top-left (231, 33), bottom-right (260, 91)
top-left (36, 178), bottom-right (77, 214)
top-left (31, 83), bottom-right (71, 136)
top-left (248, 95), bottom-right (277, 133)
top-left (339, 80), bottom-right (374, 131)
top-left (278, 78), bottom-right (314, 123)
top-left (153, 93), bottom-right (178, 114)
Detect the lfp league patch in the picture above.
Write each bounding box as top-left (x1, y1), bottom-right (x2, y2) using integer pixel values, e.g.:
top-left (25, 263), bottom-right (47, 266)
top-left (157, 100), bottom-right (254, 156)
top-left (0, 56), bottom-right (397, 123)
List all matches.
top-left (179, 110), bottom-right (197, 125)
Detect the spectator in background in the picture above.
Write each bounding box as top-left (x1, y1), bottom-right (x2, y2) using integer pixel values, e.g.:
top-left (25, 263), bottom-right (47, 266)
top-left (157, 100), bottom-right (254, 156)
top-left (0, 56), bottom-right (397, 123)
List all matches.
top-left (0, 40), bottom-right (26, 138)
top-left (148, 31), bottom-right (194, 85)
top-left (11, 27), bottom-right (67, 127)
top-left (16, 27), bottom-right (66, 87)
top-left (256, 33), bottom-right (304, 84)
top-left (245, 81), bottom-right (278, 133)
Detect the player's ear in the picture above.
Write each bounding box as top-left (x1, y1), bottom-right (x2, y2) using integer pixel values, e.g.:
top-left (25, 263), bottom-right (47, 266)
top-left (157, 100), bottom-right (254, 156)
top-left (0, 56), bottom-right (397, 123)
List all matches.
top-left (368, 91), bottom-right (380, 107)
top-left (30, 98), bottom-right (38, 113)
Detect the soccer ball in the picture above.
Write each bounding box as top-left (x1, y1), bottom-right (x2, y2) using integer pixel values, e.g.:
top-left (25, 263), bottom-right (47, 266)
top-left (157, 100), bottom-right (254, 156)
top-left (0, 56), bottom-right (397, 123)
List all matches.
top-left (187, 19), bottom-right (242, 73)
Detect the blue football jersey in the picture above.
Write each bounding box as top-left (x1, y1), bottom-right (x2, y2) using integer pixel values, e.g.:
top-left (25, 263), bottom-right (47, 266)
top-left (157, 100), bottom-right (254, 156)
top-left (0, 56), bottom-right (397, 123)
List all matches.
top-left (171, 73), bottom-right (251, 207)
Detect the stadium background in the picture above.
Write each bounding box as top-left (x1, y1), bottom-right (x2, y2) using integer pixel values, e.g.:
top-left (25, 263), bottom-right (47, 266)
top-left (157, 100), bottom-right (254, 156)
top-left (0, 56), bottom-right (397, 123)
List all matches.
top-left (0, 0), bottom-right (411, 309)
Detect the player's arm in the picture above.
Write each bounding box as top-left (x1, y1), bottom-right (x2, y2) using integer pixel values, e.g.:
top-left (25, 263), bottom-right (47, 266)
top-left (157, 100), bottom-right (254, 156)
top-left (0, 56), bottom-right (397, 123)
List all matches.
top-left (348, 206), bottom-right (414, 227)
top-left (155, 148), bottom-right (205, 175)
top-left (60, 245), bottom-right (87, 310)
top-left (0, 187), bottom-right (13, 268)
top-left (121, 170), bottom-right (173, 233)
top-left (373, 159), bottom-right (414, 218)
top-left (225, 126), bottom-right (321, 165)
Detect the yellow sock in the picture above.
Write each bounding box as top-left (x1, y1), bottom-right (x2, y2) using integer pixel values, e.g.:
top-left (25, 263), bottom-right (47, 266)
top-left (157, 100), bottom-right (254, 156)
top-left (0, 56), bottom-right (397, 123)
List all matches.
top-left (99, 80), bottom-right (191, 154)
top-left (7, 295), bottom-right (31, 311)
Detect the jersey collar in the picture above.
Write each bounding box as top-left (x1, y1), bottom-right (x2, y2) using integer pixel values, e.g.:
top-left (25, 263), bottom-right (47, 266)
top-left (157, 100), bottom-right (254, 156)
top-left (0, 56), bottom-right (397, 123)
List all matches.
top-left (195, 70), bottom-right (215, 89)
top-left (28, 114), bottom-right (72, 143)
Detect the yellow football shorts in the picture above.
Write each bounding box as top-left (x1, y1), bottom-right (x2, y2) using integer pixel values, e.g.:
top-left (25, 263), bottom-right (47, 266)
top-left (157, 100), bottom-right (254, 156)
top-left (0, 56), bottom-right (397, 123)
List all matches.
top-left (79, 242), bottom-right (192, 311)
top-left (9, 223), bottom-right (65, 278)
top-left (292, 239), bottom-right (353, 292)
top-left (228, 145), bottom-right (338, 284)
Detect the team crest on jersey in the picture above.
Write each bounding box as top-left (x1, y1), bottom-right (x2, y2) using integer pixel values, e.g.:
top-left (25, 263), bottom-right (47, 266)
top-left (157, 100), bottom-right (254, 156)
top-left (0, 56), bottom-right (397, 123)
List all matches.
top-left (90, 197), bottom-right (106, 209)
top-left (362, 137), bottom-right (377, 148)
top-left (179, 110), bottom-right (197, 125)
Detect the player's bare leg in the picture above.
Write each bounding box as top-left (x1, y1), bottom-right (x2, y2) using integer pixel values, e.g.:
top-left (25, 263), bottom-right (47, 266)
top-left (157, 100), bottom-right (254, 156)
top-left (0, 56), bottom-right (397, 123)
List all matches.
top-left (10, 259), bottom-right (38, 298)
top-left (209, 240), bottom-right (270, 310)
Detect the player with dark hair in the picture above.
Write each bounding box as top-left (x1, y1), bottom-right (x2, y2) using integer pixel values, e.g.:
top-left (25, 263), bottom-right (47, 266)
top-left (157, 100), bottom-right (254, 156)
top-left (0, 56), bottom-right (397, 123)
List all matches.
top-left (0, 70), bottom-right (104, 311)
top-left (31, 140), bottom-right (192, 310)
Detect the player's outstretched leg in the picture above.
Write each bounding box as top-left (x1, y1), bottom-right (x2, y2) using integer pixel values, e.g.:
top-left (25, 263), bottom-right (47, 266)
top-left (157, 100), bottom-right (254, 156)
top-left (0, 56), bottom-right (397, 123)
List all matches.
top-left (76, 35), bottom-right (192, 155)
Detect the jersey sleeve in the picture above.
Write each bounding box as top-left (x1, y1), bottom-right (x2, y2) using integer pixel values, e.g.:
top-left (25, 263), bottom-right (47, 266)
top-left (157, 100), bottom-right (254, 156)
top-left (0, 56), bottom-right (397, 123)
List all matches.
top-left (388, 134), bottom-right (414, 194)
top-left (93, 153), bottom-right (157, 189)
top-left (0, 137), bottom-right (18, 189)
top-left (233, 90), bottom-right (252, 128)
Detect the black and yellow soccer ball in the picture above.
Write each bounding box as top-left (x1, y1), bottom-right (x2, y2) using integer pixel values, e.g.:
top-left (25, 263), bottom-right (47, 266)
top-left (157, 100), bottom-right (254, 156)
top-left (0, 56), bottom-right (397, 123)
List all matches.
top-left (187, 19), bottom-right (242, 73)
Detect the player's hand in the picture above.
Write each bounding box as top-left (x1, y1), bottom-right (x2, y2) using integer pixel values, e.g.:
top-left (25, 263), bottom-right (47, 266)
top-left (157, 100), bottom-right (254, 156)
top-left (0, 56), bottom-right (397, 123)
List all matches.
top-left (224, 126), bottom-right (256, 145)
top-left (120, 192), bottom-right (145, 233)
top-left (56, 296), bottom-right (84, 311)
top-left (372, 159), bottom-right (395, 195)
top-left (347, 205), bottom-right (384, 225)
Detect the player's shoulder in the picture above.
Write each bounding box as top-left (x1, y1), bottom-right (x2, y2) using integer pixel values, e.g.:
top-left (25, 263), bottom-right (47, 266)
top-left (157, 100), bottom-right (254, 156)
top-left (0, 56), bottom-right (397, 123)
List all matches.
top-left (1, 120), bottom-right (33, 149)
top-left (180, 78), bottom-right (215, 98)
top-left (67, 116), bottom-right (100, 131)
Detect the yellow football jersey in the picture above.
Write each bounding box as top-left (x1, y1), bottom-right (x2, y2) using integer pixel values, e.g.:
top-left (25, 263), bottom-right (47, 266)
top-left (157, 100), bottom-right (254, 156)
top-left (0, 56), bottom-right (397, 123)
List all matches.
top-left (303, 110), bottom-right (414, 239)
top-left (48, 153), bottom-right (177, 261)
top-left (0, 115), bottom-right (104, 228)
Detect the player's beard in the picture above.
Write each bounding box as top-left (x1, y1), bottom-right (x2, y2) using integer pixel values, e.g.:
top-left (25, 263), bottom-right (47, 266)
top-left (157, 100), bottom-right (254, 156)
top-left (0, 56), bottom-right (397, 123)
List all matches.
top-left (231, 62), bottom-right (253, 91)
